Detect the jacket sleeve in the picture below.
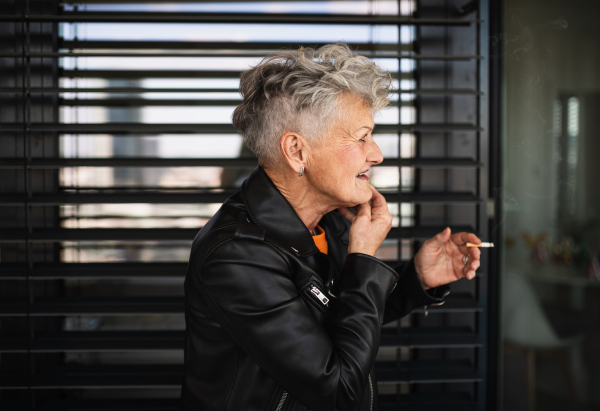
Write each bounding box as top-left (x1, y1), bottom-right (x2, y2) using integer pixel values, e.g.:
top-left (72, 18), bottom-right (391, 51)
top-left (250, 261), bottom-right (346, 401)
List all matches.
top-left (187, 238), bottom-right (398, 411)
top-left (382, 258), bottom-right (450, 324)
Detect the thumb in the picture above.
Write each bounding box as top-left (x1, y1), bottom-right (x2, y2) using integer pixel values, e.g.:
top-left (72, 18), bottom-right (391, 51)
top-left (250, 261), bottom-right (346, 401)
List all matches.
top-left (434, 227), bottom-right (451, 244)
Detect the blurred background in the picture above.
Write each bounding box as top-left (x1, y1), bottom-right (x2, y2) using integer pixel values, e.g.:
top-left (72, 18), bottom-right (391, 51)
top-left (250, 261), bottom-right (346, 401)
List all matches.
top-left (0, 0), bottom-right (598, 410)
top-left (501, 1), bottom-right (600, 410)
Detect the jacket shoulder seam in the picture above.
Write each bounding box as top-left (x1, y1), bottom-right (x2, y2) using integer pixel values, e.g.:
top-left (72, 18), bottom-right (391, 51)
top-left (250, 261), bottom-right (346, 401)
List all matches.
top-left (195, 228), bottom-right (292, 280)
top-left (262, 237), bottom-right (294, 275)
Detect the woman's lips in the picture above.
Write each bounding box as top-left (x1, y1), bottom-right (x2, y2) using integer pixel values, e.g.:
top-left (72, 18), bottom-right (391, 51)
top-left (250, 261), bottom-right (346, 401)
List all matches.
top-left (356, 173), bottom-right (369, 181)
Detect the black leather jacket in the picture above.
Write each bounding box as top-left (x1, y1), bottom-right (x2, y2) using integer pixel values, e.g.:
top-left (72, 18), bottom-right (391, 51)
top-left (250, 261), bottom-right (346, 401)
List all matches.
top-left (181, 166), bottom-right (448, 411)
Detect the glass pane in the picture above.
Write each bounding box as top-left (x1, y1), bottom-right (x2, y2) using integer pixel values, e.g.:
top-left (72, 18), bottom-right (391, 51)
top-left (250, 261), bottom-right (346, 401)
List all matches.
top-left (501, 2), bottom-right (600, 410)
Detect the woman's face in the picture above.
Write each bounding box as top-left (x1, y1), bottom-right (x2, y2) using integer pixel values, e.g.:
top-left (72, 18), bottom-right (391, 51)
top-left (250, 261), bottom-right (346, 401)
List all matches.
top-left (306, 93), bottom-right (383, 208)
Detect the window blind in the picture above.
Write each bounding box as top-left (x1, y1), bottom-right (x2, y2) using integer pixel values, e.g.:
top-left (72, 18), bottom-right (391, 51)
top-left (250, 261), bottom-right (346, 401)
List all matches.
top-left (0, 1), bottom-right (494, 409)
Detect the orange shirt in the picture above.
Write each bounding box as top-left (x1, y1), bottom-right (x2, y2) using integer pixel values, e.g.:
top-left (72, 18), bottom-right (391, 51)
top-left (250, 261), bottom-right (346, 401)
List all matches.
top-left (312, 225), bottom-right (328, 255)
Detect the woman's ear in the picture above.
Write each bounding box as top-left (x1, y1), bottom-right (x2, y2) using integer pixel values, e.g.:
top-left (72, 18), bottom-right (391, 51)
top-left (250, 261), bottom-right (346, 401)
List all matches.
top-left (280, 131), bottom-right (309, 174)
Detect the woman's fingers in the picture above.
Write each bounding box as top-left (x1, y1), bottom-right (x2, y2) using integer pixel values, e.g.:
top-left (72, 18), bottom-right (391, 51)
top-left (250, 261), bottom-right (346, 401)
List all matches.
top-left (431, 227), bottom-right (452, 246)
top-left (343, 187), bottom-right (392, 256)
top-left (459, 244), bottom-right (481, 262)
top-left (452, 232), bottom-right (482, 254)
top-left (339, 186), bottom-right (389, 223)
top-left (463, 256), bottom-right (480, 279)
top-left (369, 185), bottom-right (388, 215)
top-left (354, 202), bottom-right (372, 220)
top-left (464, 268), bottom-right (477, 280)
top-left (441, 230), bottom-right (482, 281)
top-left (337, 207), bottom-right (357, 223)
top-left (448, 230), bottom-right (481, 278)
top-left (461, 246), bottom-right (481, 280)
top-left (339, 203), bottom-right (376, 223)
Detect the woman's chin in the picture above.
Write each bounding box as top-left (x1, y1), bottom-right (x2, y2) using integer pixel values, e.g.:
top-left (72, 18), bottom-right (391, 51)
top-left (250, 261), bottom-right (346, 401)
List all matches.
top-left (327, 184), bottom-right (372, 208)
top-left (351, 190), bottom-right (374, 206)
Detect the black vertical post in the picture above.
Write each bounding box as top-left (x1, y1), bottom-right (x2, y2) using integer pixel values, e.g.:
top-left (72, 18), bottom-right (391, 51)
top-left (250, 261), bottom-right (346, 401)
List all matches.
top-left (486, 0), bottom-right (503, 409)
top-left (20, 0), bottom-right (35, 408)
top-left (477, 0), bottom-right (493, 408)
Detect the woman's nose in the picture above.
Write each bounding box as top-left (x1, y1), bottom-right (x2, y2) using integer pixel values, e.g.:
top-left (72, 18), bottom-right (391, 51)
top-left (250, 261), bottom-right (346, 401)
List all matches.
top-left (367, 141), bottom-right (384, 165)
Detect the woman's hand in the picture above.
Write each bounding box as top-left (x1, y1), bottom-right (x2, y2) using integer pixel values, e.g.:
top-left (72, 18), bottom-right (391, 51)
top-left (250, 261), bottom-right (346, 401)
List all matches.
top-left (337, 185), bottom-right (392, 257)
top-left (414, 228), bottom-right (481, 289)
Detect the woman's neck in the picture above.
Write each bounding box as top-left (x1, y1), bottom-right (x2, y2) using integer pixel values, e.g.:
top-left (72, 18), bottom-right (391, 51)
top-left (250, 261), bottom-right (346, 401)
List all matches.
top-left (264, 167), bottom-right (335, 234)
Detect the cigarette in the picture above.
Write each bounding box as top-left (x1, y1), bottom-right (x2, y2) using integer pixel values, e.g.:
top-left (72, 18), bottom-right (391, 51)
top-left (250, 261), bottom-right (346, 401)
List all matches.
top-left (466, 242), bottom-right (494, 248)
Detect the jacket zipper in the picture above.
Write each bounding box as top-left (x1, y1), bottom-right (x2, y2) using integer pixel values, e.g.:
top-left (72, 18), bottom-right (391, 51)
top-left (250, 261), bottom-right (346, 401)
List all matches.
top-left (324, 254), bottom-right (337, 299)
top-left (368, 374), bottom-right (373, 411)
top-left (310, 285), bottom-right (329, 306)
top-left (276, 379), bottom-right (369, 411)
top-left (275, 391), bottom-right (288, 411)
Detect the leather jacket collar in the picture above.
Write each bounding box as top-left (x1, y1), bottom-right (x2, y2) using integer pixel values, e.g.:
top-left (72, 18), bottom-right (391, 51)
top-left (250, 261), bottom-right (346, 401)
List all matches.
top-left (241, 165), bottom-right (320, 257)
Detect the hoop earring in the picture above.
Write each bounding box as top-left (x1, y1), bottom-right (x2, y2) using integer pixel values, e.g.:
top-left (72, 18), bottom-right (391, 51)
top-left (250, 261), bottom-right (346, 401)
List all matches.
top-left (298, 166), bottom-right (304, 177)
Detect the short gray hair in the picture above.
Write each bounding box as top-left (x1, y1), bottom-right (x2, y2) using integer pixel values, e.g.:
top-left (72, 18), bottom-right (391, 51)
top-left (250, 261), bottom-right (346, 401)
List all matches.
top-left (232, 43), bottom-right (393, 165)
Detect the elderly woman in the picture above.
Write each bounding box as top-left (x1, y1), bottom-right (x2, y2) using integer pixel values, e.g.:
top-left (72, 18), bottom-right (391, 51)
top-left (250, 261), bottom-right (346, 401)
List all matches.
top-left (181, 43), bottom-right (481, 411)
